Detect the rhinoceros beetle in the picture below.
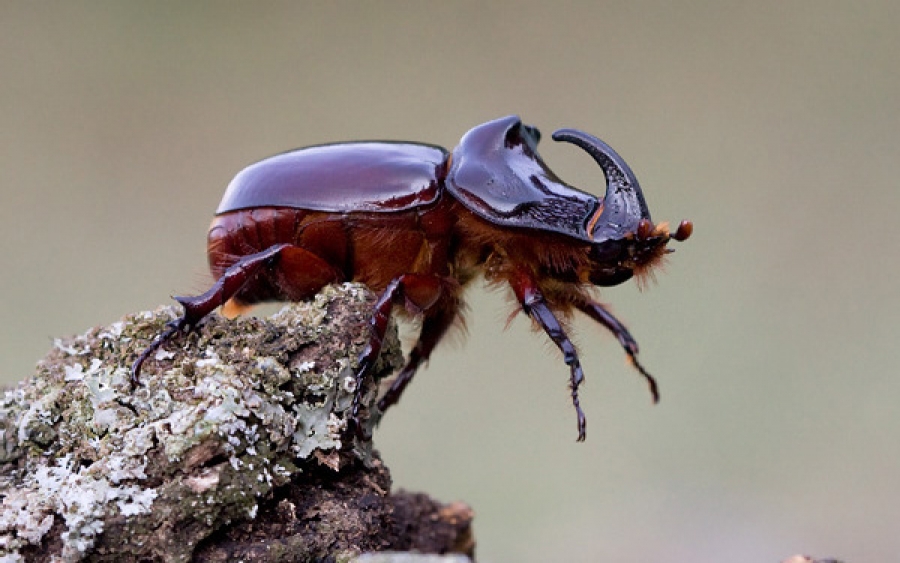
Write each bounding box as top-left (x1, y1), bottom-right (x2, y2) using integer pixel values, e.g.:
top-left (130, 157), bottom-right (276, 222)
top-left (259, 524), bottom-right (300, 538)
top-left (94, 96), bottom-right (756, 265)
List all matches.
top-left (133, 115), bottom-right (691, 441)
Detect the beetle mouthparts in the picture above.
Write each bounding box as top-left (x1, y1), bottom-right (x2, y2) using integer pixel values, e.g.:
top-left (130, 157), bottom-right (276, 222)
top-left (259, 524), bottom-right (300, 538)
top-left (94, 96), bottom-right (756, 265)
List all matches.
top-left (551, 128), bottom-right (650, 242)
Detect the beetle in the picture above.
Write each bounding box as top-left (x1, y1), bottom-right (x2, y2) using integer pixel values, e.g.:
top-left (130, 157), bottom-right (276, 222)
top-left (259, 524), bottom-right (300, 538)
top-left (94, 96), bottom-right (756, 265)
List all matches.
top-left (133, 115), bottom-right (691, 441)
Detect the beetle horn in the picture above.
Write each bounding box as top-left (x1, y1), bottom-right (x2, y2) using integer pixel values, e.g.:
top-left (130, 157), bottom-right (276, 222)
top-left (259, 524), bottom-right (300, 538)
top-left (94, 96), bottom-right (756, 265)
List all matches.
top-left (552, 128), bottom-right (651, 239)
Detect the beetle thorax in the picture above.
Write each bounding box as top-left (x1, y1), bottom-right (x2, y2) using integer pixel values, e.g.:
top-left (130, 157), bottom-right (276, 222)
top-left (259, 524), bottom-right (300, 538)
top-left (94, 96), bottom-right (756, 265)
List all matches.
top-left (454, 210), bottom-right (593, 289)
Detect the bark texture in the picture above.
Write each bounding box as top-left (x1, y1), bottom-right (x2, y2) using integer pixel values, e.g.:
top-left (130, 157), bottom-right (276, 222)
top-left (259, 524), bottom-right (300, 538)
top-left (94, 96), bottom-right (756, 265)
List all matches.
top-left (0, 283), bottom-right (474, 562)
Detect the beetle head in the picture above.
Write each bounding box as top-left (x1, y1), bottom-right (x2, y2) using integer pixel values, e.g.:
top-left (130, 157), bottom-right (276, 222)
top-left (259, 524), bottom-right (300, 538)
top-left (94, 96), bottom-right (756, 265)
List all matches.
top-left (551, 128), bottom-right (692, 286)
top-left (584, 218), bottom-right (693, 286)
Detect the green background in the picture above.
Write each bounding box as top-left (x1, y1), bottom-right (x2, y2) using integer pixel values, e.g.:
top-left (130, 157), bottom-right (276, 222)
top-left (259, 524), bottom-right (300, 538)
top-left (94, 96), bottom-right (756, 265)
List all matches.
top-left (2, 2), bottom-right (898, 561)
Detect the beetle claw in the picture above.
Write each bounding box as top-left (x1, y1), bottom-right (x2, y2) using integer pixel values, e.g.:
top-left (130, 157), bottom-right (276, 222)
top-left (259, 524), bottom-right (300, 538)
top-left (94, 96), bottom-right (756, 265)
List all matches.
top-left (130, 317), bottom-right (191, 387)
top-left (576, 409), bottom-right (587, 442)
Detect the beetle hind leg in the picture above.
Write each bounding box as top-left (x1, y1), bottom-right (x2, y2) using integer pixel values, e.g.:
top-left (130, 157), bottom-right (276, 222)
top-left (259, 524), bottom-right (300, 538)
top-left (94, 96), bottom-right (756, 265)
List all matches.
top-left (131, 243), bottom-right (292, 385)
top-left (132, 243), bottom-right (343, 385)
top-left (130, 319), bottom-right (189, 387)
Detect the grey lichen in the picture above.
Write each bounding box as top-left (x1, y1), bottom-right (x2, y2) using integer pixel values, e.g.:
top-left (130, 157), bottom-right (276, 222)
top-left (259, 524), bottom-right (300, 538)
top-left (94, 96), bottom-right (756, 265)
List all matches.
top-left (0, 283), bottom-right (405, 562)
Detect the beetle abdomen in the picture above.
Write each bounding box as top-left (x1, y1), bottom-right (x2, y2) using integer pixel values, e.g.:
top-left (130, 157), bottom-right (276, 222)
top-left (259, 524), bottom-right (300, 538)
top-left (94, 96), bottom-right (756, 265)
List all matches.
top-left (207, 202), bottom-right (459, 307)
top-left (208, 208), bottom-right (351, 305)
top-left (216, 143), bottom-right (448, 215)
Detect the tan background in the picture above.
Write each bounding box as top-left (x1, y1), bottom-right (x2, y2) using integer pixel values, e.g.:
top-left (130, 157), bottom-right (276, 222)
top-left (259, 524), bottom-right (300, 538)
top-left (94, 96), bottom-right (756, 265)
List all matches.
top-left (2, 2), bottom-right (898, 561)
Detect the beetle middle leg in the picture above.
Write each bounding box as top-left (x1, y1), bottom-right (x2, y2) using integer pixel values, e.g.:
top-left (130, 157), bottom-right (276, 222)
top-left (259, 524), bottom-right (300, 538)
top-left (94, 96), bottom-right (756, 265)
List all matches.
top-left (350, 273), bottom-right (448, 428)
top-left (509, 270), bottom-right (588, 441)
top-left (377, 303), bottom-right (458, 412)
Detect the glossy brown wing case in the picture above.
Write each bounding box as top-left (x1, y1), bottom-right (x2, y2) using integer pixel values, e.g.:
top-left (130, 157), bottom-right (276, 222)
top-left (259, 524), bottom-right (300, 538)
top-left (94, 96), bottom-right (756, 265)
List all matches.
top-left (216, 142), bottom-right (448, 214)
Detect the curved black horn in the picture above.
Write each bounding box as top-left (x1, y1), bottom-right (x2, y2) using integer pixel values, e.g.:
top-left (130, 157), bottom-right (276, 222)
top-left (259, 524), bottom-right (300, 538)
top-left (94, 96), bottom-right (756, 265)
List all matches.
top-left (552, 128), bottom-right (650, 239)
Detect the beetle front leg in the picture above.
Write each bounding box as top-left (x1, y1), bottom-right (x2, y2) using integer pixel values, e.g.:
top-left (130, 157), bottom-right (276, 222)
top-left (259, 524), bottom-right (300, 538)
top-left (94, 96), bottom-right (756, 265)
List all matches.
top-left (509, 272), bottom-right (588, 441)
top-left (575, 300), bottom-right (659, 403)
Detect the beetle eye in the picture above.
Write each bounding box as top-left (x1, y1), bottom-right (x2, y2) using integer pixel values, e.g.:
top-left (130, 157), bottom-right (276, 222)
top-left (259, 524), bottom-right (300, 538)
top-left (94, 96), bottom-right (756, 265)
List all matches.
top-left (589, 240), bottom-right (624, 264)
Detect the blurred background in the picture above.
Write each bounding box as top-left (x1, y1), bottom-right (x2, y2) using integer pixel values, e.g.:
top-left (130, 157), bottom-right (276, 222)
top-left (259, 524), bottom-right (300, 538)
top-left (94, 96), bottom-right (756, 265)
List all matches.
top-left (2, 2), bottom-right (898, 561)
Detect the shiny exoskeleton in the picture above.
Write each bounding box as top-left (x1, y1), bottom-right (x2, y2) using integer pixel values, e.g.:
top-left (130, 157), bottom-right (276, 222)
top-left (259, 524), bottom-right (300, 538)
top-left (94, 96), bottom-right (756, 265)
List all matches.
top-left (133, 115), bottom-right (692, 441)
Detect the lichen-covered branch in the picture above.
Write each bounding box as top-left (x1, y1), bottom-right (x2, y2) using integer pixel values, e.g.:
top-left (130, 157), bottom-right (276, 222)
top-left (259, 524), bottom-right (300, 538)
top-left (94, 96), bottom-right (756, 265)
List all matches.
top-left (0, 283), bottom-right (474, 562)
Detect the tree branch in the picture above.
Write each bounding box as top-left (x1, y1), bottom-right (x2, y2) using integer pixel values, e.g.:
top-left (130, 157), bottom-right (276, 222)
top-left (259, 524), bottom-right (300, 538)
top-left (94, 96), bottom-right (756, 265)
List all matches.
top-left (0, 283), bottom-right (474, 562)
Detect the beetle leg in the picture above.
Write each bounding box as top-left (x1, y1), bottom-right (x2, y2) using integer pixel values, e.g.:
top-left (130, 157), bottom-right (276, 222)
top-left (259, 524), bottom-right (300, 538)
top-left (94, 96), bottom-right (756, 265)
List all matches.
top-left (575, 300), bottom-right (659, 403)
top-left (377, 304), bottom-right (457, 412)
top-left (509, 272), bottom-right (587, 441)
top-left (180, 243), bottom-right (294, 322)
top-left (132, 243), bottom-right (291, 384)
top-left (350, 274), bottom-right (445, 429)
top-left (130, 320), bottom-right (188, 387)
